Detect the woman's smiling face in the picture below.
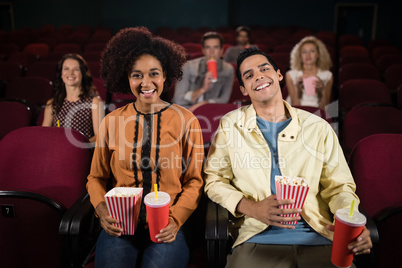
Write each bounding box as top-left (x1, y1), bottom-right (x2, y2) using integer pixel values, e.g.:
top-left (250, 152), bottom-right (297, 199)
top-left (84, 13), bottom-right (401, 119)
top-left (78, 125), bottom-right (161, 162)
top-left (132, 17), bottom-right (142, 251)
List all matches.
top-left (61, 58), bottom-right (82, 88)
top-left (128, 54), bottom-right (166, 108)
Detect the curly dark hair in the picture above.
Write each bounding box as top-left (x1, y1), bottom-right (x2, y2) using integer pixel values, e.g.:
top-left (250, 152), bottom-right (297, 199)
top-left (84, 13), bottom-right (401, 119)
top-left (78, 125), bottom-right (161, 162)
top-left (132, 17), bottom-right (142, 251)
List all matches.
top-left (52, 53), bottom-right (95, 114)
top-left (100, 26), bottom-right (187, 94)
top-left (236, 47), bottom-right (278, 87)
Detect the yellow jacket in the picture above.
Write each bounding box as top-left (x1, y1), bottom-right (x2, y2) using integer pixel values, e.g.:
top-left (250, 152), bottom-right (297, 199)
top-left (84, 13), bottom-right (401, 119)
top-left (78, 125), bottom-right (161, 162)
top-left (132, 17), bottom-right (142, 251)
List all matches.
top-left (204, 101), bottom-right (359, 248)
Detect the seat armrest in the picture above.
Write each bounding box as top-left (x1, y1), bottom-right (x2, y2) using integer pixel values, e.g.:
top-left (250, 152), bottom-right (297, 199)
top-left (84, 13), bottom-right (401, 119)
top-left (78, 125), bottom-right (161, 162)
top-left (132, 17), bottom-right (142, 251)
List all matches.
top-left (216, 202), bottom-right (229, 240)
top-left (205, 198), bottom-right (229, 241)
top-left (375, 206), bottom-right (402, 226)
top-left (59, 193), bottom-right (100, 268)
top-left (354, 205), bottom-right (379, 268)
top-left (205, 197), bottom-right (218, 240)
top-left (59, 193), bottom-right (89, 235)
top-left (360, 206), bottom-right (379, 244)
top-left (205, 198), bottom-right (231, 268)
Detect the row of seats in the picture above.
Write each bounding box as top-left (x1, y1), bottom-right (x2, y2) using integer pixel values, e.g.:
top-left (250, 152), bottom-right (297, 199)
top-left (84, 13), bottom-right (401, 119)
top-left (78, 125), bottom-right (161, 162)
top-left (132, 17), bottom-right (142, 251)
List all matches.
top-left (1, 125), bottom-right (401, 267)
top-left (2, 26), bottom-right (401, 99)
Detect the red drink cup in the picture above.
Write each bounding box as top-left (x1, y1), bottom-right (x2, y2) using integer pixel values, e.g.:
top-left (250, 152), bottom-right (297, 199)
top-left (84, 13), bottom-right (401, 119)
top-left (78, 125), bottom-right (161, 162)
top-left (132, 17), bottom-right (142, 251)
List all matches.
top-left (331, 208), bottom-right (366, 268)
top-left (144, 191), bottom-right (171, 243)
top-left (207, 58), bottom-right (218, 82)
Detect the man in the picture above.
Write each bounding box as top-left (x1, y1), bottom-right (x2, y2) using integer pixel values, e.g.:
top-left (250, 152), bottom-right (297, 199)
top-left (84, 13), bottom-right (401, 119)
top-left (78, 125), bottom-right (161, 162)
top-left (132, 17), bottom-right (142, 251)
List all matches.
top-left (203, 47), bottom-right (372, 267)
top-left (173, 32), bottom-right (234, 112)
top-left (223, 26), bottom-right (256, 63)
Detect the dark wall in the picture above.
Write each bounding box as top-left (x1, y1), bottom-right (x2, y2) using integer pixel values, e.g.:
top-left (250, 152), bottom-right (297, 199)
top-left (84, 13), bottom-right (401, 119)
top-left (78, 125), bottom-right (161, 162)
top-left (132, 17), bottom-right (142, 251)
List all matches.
top-left (4, 0), bottom-right (402, 48)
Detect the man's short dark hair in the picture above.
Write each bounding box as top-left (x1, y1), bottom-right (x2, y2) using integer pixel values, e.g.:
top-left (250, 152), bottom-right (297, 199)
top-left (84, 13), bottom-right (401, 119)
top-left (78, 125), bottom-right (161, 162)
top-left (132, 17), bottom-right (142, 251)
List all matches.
top-left (236, 26), bottom-right (251, 38)
top-left (202, 32), bottom-right (223, 48)
top-left (236, 47), bottom-right (279, 87)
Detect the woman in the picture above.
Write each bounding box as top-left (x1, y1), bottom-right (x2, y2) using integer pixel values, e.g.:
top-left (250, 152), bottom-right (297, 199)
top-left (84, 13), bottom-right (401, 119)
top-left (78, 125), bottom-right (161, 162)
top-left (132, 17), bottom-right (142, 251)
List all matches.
top-left (42, 53), bottom-right (104, 142)
top-left (86, 27), bottom-right (204, 268)
top-left (285, 36), bottom-right (333, 109)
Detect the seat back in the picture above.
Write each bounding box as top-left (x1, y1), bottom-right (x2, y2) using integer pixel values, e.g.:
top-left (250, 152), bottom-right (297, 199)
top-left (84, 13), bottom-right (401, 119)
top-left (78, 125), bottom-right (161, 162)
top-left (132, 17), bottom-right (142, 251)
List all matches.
top-left (229, 79), bottom-right (250, 104)
top-left (384, 63), bottom-right (402, 92)
top-left (338, 63), bottom-right (380, 85)
top-left (339, 55), bottom-right (372, 67)
top-left (0, 126), bottom-right (92, 207)
top-left (84, 42), bottom-right (107, 53)
top-left (181, 42), bottom-right (203, 54)
top-left (23, 43), bottom-right (50, 59)
top-left (343, 106), bottom-right (402, 151)
top-left (93, 77), bottom-right (108, 103)
top-left (193, 103), bottom-right (238, 145)
top-left (87, 61), bottom-right (101, 78)
top-left (26, 61), bottom-right (58, 81)
top-left (0, 101), bottom-right (33, 139)
top-left (338, 34), bottom-right (363, 48)
top-left (339, 79), bottom-right (392, 112)
top-left (0, 126), bottom-right (92, 267)
top-left (0, 43), bottom-right (20, 59)
top-left (348, 134), bottom-right (402, 268)
top-left (371, 45), bottom-right (400, 63)
top-left (340, 45), bottom-right (369, 58)
top-left (376, 54), bottom-right (402, 77)
top-left (6, 76), bottom-right (53, 107)
top-left (398, 83), bottom-right (402, 110)
top-left (269, 52), bottom-right (290, 73)
top-left (0, 61), bottom-right (22, 83)
top-left (53, 43), bottom-right (82, 54)
top-left (349, 133), bottom-right (402, 218)
top-left (8, 51), bottom-right (38, 69)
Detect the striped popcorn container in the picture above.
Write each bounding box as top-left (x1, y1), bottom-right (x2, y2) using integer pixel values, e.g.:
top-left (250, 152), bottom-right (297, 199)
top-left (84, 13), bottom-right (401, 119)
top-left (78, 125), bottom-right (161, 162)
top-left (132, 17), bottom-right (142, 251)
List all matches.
top-left (275, 176), bottom-right (309, 225)
top-left (105, 187), bottom-right (143, 235)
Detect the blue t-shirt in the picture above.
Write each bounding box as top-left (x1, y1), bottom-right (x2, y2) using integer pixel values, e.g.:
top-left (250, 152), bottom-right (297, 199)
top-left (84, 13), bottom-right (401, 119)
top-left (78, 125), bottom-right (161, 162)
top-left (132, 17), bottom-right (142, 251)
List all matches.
top-left (245, 116), bottom-right (331, 245)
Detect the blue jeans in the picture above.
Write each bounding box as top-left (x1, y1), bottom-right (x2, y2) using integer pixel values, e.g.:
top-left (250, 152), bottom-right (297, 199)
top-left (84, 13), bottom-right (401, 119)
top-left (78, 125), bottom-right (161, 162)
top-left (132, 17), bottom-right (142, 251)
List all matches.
top-left (95, 226), bottom-right (189, 268)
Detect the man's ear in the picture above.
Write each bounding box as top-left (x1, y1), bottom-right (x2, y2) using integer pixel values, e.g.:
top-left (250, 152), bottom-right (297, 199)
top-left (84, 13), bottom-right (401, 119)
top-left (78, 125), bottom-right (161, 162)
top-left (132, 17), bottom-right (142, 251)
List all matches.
top-left (240, 86), bottom-right (248, 96)
top-left (277, 69), bottom-right (283, 82)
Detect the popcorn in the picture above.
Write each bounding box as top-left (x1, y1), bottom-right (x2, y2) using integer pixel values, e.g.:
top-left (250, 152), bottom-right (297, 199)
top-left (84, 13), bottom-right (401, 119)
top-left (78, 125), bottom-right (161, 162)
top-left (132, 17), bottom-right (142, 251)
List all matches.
top-left (105, 187), bottom-right (143, 235)
top-left (275, 175), bottom-right (309, 225)
top-left (114, 193), bottom-right (137, 197)
top-left (275, 176), bottom-right (308, 187)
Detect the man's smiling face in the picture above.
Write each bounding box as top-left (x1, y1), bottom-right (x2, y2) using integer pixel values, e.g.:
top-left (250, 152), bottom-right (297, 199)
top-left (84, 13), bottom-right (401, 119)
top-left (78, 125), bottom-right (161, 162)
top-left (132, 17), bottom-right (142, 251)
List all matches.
top-left (239, 54), bottom-right (283, 104)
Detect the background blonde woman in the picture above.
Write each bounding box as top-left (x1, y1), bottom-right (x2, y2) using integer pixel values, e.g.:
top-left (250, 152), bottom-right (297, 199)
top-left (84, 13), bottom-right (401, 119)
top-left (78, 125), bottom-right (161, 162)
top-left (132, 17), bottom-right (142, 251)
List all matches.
top-left (285, 36), bottom-right (333, 109)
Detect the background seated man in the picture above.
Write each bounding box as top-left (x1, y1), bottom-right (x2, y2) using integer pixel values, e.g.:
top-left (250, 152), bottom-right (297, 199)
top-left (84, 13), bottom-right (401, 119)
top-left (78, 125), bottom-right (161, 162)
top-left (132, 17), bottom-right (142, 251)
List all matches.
top-left (223, 26), bottom-right (257, 64)
top-left (173, 32), bottom-right (234, 112)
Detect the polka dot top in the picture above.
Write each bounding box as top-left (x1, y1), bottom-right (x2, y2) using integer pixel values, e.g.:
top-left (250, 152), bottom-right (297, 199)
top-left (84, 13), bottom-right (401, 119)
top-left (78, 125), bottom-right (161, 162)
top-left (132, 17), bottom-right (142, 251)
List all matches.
top-left (53, 97), bottom-right (94, 139)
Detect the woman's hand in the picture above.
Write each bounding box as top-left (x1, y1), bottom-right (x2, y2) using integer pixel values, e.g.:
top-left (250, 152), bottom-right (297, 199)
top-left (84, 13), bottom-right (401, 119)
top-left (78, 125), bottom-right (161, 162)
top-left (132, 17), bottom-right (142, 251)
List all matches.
top-left (326, 225), bottom-right (372, 255)
top-left (314, 76), bottom-right (324, 89)
top-left (96, 201), bottom-right (123, 237)
top-left (155, 217), bottom-right (178, 243)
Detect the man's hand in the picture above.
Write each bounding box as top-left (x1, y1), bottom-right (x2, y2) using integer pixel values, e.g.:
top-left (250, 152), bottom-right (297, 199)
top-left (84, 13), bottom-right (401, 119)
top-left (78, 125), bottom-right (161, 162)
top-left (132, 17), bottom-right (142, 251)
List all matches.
top-left (190, 72), bottom-right (213, 102)
top-left (326, 225), bottom-right (372, 255)
top-left (96, 201), bottom-right (123, 237)
top-left (202, 72), bottom-right (213, 93)
top-left (237, 195), bottom-right (302, 229)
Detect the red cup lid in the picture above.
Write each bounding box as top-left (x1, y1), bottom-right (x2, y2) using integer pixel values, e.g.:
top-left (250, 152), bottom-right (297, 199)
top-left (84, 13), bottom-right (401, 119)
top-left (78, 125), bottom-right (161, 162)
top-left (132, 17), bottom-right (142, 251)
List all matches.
top-left (335, 207), bottom-right (366, 226)
top-left (144, 191), bottom-right (170, 207)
